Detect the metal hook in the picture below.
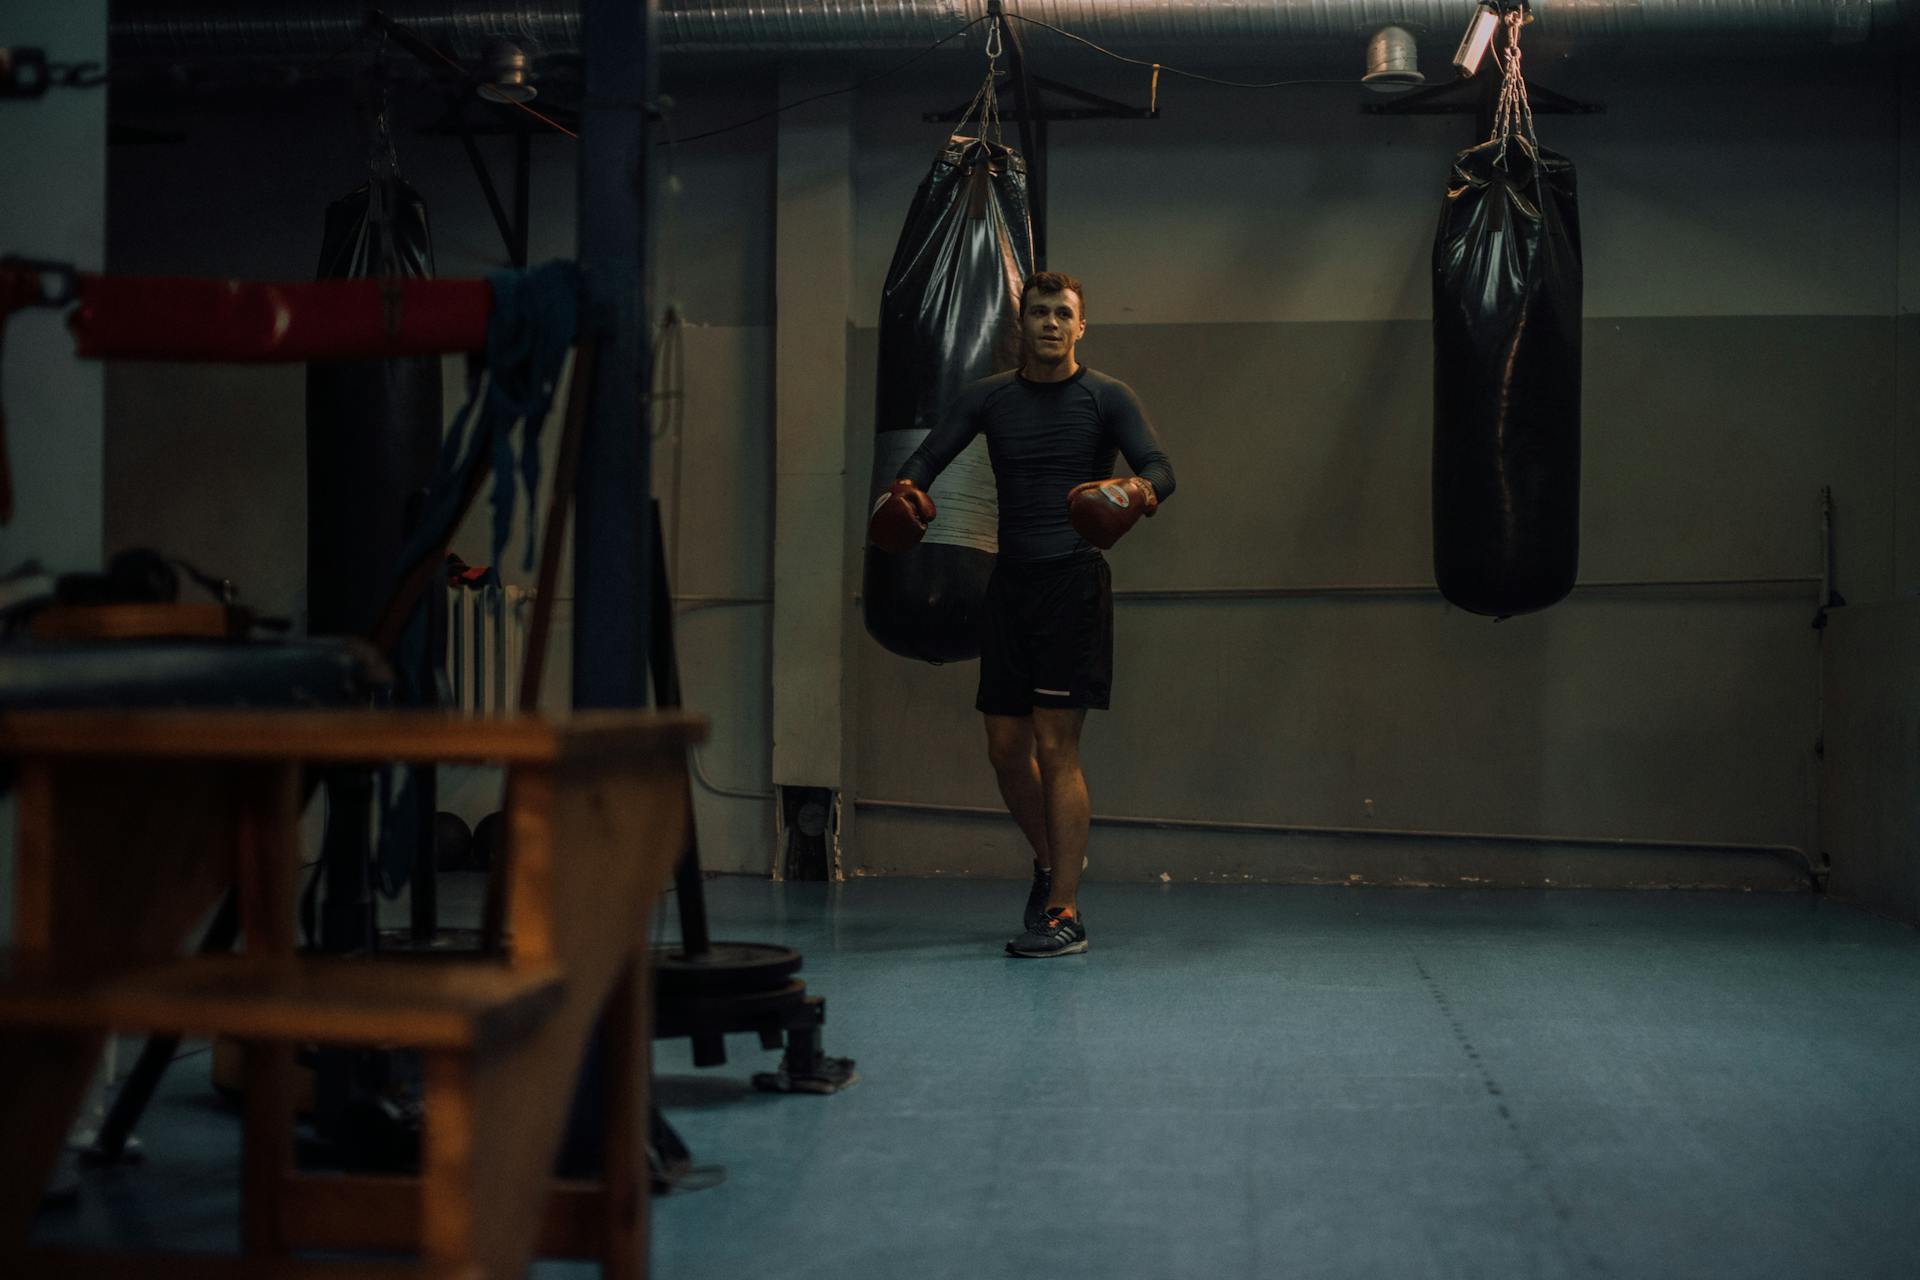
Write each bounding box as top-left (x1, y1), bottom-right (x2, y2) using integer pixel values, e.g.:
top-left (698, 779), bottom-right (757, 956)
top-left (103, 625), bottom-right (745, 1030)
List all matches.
top-left (985, 16), bottom-right (1003, 62)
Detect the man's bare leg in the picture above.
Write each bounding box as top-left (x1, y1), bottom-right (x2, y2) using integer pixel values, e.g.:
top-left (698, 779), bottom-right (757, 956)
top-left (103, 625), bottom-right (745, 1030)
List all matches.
top-left (1031, 707), bottom-right (1090, 912)
top-left (985, 713), bottom-right (1051, 869)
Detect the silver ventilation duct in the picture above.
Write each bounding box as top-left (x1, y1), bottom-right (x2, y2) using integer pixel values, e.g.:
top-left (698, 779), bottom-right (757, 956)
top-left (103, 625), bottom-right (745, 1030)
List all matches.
top-left (110, 0), bottom-right (1890, 67)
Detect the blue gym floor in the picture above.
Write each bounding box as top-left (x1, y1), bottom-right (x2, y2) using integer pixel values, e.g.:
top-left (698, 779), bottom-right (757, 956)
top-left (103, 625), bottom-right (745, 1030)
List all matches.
top-left (31, 876), bottom-right (1920, 1278)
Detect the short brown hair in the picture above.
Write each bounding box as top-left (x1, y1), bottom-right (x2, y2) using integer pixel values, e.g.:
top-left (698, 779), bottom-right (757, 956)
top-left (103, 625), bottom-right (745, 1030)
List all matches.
top-left (1020, 270), bottom-right (1085, 316)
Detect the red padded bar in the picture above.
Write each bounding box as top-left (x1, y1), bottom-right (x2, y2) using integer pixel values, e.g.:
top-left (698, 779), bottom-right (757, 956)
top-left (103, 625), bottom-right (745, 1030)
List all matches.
top-left (68, 275), bottom-right (493, 361)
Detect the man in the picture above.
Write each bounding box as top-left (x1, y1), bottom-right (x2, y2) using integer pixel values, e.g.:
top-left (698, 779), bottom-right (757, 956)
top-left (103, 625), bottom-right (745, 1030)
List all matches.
top-left (873, 271), bottom-right (1176, 958)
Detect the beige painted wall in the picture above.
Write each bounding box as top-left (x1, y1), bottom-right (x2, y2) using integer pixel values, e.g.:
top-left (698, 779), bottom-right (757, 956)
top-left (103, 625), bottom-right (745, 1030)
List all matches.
top-left (93, 37), bottom-right (1913, 887)
top-left (845, 318), bottom-right (1840, 890)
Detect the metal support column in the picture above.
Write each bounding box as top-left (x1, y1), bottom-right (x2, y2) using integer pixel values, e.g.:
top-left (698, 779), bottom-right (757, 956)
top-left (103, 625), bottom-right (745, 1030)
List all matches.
top-left (573, 0), bottom-right (656, 711)
top-left (555, 0), bottom-right (657, 1182)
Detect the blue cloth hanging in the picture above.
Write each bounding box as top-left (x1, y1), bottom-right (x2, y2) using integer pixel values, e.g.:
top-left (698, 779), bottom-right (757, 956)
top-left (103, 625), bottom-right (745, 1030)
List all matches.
top-left (402, 259), bottom-right (581, 584)
top-left (376, 260), bottom-right (579, 898)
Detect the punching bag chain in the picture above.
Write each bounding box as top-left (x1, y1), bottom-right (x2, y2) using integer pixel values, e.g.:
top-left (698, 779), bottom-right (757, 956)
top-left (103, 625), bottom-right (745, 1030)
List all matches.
top-left (1491, 9), bottom-right (1539, 168)
top-left (955, 15), bottom-right (1005, 144)
top-left (361, 48), bottom-right (406, 335)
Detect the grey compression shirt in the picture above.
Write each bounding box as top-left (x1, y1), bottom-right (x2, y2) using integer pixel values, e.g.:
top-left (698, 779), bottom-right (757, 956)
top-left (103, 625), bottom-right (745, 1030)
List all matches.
top-left (897, 366), bottom-right (1176, 562)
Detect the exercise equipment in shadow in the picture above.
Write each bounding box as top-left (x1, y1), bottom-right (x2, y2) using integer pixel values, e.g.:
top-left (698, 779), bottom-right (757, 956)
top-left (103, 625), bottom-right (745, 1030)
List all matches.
top-left (644, 500), bottom-right (857, 1184)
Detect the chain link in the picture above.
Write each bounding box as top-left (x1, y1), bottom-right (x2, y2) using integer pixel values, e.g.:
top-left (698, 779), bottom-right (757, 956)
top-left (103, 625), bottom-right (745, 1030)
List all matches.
top-left (954, 15), bottom-right (1005, 146)
top-left (2, 49), bottom-right (108, 97)
top-left (363, 28), bottom-right (405, 338)
top-left (46, 60), bottom-right (108, 90)
top-left (1491, 9), bottom-right (1539, 168)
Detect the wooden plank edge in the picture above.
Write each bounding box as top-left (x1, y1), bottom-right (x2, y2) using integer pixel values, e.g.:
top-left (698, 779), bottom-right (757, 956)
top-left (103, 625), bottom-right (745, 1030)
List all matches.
top-left (15, 1247), bottom-right (482, 1279)
top-left (279, 1172), bottom-right (608, 1259)
top-left (0, 710), bottom-right (705, 764)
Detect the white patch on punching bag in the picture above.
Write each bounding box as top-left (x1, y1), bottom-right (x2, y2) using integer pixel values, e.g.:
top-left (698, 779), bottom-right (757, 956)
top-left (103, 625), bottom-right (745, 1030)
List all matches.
top-left (871, 429), bottom-right (999, 555)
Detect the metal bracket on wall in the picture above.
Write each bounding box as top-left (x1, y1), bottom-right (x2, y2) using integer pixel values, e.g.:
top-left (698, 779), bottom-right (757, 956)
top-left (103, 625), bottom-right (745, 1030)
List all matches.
top-left (438, 98), bottom-right (534, 268)
top-left (922, 73), bottom-right (1160, 125)
top-left (372, 10), bottom-right (574, 268)
top-left (1363, 72), bottom-right (1601, 135)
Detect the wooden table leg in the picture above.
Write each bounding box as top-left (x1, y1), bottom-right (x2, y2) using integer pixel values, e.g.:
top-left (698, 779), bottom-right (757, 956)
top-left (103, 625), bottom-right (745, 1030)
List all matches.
top-left (241, 1041), bottom-right (297, 1256)
top-left (420, 1050), bottom-right (479, 1270)
top-left (602, 952), bottom-right (649, 1280)
top-left (235, 763), bottom-right (301, 1259)
top-left (0, 1029), bottom-right (106, 1245)
top-left (3, 758), bottom-right (239, 1246)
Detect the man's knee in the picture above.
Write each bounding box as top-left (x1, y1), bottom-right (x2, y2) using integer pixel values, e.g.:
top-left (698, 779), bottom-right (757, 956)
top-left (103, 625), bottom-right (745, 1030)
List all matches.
top-left (1036, 748), bottom-right (1080, 778)
top-left (1033, 731), bottom-right (1080, 773)
top-left (984, 717), bottom-right (1034, 773)
top-left (988, 742), bottom-right (1033, 774)
top-left (1031, 708), bottom-right (1084, 771)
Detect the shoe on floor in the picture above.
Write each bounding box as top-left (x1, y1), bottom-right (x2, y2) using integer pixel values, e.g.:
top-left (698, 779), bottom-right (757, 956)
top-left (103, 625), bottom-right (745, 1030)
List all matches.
top-left (1023, 865), bottom-right (1053, 932)
top-left (1023, 857), bottom-right (1088, 933)
top-left (1006, 907), bottom-right (1088, 958)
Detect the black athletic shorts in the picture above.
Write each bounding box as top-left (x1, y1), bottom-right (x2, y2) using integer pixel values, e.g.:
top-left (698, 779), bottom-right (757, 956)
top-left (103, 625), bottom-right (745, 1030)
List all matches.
top-left (976, 548), bottom-right (1113, 715)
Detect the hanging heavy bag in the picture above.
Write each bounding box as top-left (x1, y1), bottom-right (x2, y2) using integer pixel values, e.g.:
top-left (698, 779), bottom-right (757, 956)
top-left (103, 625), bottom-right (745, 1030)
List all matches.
top-left (1431, 9), bottom-right (1582, 618)
top-left (306, 145), bottom-right (445, 935)
top-left (307, 166), bottom-right (443, 638)
top-left (863, 131), bottom-right (1034, 663)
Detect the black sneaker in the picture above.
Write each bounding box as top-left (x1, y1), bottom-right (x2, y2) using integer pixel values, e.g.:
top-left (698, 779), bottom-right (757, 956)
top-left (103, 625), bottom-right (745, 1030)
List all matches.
top-left (1023, 864), bottom-right (1053, 932)
top-left (1006, 907), bottom-right (1088, 958)
top-left (1023, 857), bottom-right (1087, 932)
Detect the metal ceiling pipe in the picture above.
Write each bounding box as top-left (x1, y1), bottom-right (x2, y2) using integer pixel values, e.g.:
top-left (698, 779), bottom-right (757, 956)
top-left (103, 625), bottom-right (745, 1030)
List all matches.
top-left (110, 0), bottom-right (1892, 65)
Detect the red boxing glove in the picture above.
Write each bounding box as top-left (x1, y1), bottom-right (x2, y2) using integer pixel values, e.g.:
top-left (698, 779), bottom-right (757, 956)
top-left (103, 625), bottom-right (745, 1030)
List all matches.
top-left (1067, 477), bottom-right (1157, 550)
top-left (868, 479), bottom-right (937, 553)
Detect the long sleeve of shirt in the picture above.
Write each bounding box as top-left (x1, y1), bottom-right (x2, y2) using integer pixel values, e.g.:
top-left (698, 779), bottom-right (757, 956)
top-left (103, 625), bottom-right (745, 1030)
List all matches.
top-left (896, 366), bottom-right (1176, 560)
top-left (897, 378), bottom-right (989, 492)
top-left (1095, 376), bottom-right (1176, 504)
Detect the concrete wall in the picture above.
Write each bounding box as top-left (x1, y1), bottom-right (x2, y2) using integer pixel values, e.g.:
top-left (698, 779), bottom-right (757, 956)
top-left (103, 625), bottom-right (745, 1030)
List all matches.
top-left (1824, 1), bottom-right (1920, 925)
top-left (1822, 601), bottom-right (1920, 923)
top-left (771, 70), bottom-right (854, 796)
top-left (837, 46), bottom-right (1899, 890)
top-left (0, 0), bottom-right (109, 946)
top-left (93, 32), bottom-right (1913, 891)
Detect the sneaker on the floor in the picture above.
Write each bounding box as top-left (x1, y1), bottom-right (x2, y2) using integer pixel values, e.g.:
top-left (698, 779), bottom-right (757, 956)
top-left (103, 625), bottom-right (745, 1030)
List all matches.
top-left (1006, 907), bottom-right (1088, 958)
top-left (1023, 857), bottom-right (1087, 932)
top-left (1023, 865), bottom-right (1053, 932)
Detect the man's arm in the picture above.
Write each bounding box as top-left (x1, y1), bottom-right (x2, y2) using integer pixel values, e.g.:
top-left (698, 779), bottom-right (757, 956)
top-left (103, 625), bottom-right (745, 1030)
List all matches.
top-left (897, 383), bottom-right (987, 490)
top-left (871, 382), bottom-right (988, 553)
top-left (1064, 379), bottom-right (1176, 549)
top-left (1103, 379), bottom-right (1176, 505)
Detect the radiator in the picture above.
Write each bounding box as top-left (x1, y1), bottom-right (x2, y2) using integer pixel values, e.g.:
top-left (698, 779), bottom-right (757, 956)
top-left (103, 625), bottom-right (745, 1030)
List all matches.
top-left (444, 583), bottom-right (532, 716)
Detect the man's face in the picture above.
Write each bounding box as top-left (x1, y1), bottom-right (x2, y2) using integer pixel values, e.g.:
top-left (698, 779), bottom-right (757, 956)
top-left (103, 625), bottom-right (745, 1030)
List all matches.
top-left (1021, 288), bottom-right (1085, 364)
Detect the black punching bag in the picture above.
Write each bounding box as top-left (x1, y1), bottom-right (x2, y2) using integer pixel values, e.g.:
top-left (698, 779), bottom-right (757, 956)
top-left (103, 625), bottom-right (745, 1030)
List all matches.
top-left (306, 171), bottom-right (443, 637)
top-left (864, 136), bottom-right (1034, 663)
top-left (1431, 120), bottom-right (1582, 618)
top-left (306, 169), bottom-right (443, 952)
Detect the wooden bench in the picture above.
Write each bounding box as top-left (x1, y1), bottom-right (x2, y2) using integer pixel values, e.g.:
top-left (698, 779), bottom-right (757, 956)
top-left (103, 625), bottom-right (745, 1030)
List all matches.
top-left (0, 708), bottom-right (704, 1279)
